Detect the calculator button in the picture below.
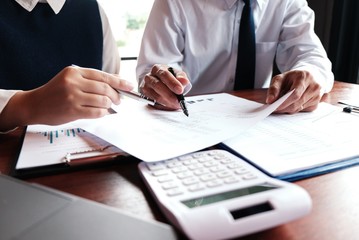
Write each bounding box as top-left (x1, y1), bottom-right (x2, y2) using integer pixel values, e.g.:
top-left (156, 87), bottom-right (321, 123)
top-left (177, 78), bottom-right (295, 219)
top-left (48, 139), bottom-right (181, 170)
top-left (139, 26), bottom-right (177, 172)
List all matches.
top-left (242, 173), bottom-right (258, 180)
top-left (178, 155), bottom-right (194, 161)
top-left (161, 182), bottom-right (178, 190)
top-left (210, 166), bottom-right (225, 173)
top-left (216, 171), bottom-right (232, 178)
top-left (200, 173), bottom-right (216, 182)
top-left (204, 161), bottom-right (218, 168)
top-left (146, 162), bottom-right (165, 171)
top-left (206, 179), bottom-right (222, 188)
top-left (171, 166), bottom-right (187, 173)
top-left (234, 167), bottom-right (249, 175)
top-left (182, 177), bottom-right (199, 186)
top-left (207, 151), bottom-right (219, 156)
top-left (197, 157), bottom-right (213, 163)
top-left (188, 183), bottom-right (206, 192)
top-left (167, 161), bottom-right (183, 168)
top-left (188, 163), bottom-right (203, 170)
top-left (182, 159), bottom-right (198, 166)
top-left (192, 152), bottom-right (208, 158)
top-left (176, 172), bottom-right (193, 179)
top-left (193, 168), bottom-right (210, 176)
top-left (152, 169), bottom-right (169, 176)
top-left (166, 159), bottom-right (180, 165)
top-left (166, 188), bottom-right (184, 197)
top-left (157, 175), bottom-right (174, 183)
top-left (227, 162), bottom-right (243, 169)
top-left (213, 155), bottom-right (225, 160)
top-left (224, 176), bottom-right (239, 184)
top-left (220, 158), bottom-right (234, 164)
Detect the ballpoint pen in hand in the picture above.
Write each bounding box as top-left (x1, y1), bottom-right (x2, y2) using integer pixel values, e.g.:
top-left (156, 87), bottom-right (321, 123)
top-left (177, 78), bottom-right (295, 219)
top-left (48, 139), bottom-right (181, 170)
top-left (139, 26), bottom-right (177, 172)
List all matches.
top-left (118, 90), bottom-right (159, 106)
top-left (168, 67), bottom-right (189, 117)
top-left (71, 65), bottom-right (159, 107)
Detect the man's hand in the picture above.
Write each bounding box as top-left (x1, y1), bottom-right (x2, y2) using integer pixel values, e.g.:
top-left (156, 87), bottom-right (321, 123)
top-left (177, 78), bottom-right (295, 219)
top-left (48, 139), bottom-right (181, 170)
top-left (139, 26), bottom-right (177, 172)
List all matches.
top-left (266, 70), bottom-right (322, 113)
top-left (140, 64), bottom-right (190, 110)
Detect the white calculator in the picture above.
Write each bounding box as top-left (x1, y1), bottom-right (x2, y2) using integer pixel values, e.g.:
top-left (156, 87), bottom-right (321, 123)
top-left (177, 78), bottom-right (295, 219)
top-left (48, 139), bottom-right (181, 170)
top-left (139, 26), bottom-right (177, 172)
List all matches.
top-left (138, 150), bottom-right (312, 240)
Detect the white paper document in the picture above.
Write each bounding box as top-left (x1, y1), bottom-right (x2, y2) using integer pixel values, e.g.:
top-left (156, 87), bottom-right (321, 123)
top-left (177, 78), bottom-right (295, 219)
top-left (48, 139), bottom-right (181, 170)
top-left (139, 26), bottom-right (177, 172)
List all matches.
top-left (74, 92), bottom-right (292, 162)
top-left (222, 103), bottom-right (359, 177)
top-left (16, 124), bottom-right (124, 169)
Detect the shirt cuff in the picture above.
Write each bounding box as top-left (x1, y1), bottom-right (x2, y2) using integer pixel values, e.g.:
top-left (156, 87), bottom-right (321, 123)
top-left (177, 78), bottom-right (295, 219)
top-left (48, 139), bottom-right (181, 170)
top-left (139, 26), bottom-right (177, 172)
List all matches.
top-left (0, 90), bottom-right (21, 133)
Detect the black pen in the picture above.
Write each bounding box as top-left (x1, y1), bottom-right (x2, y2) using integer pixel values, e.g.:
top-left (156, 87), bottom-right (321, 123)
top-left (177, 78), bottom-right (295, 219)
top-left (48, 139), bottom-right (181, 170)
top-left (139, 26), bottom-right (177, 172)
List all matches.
top-left (343, 106), bottom-right (359, 113)
top-left (168, 67), bottom-right (189, 117)
top-left (338, 101), bottom-right (359, 114)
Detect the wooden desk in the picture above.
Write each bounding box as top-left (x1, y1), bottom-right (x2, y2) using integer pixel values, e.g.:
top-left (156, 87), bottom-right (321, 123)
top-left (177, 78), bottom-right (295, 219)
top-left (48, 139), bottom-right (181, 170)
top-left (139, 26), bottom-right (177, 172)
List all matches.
top-left (1, 81), bottom-right (358, 239)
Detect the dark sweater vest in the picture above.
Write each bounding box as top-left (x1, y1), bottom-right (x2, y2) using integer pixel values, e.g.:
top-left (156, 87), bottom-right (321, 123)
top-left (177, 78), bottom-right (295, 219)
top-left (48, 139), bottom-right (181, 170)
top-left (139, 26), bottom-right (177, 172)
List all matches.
top-left (0, 0), bottom-right (103, 90)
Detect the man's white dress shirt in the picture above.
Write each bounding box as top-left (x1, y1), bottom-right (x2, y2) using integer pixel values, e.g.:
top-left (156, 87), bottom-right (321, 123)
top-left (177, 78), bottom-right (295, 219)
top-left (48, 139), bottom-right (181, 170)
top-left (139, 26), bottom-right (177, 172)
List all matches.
top-left (137, 0), bottom-right (334, 95)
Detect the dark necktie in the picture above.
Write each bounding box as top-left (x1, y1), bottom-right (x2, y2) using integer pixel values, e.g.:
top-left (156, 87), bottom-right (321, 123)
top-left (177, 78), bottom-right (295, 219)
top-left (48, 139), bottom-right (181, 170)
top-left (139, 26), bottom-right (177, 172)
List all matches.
top-left (234, 0), bottom-right (256, 90)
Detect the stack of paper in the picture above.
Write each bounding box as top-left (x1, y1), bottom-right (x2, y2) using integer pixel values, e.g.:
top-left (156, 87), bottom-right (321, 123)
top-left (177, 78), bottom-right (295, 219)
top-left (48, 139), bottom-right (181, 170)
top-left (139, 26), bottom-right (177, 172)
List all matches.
top-left (222, 103), bottom-right (359, 180)
top-left (74, 92), bottom-right (292, 162)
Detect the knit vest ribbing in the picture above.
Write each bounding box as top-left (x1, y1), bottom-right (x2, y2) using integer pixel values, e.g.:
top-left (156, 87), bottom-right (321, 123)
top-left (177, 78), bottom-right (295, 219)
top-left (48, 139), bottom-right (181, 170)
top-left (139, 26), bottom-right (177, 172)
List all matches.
top-left (0, 0), bottom-right (103, 90)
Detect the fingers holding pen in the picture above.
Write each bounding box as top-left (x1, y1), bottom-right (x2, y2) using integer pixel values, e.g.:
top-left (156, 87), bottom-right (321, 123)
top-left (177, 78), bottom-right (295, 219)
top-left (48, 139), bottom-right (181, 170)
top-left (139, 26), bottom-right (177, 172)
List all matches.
top-left (140, 64), bottom-right (190, 110)
top-left (141, 74), bottom-right (165, 101)
top-left (150, 64), bottom-right (189, 95)
top-left (71, 65), bottom-right (134, 105)
top-left (19, 65), bottom-right (136, 127)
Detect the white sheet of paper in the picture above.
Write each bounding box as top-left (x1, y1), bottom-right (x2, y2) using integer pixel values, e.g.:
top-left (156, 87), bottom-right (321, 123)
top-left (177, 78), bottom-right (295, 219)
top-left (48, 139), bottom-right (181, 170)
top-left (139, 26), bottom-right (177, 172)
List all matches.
top-left (222, 102), bottom-right (359, 176)
top-left (74, 92), bottom-right (292, 162)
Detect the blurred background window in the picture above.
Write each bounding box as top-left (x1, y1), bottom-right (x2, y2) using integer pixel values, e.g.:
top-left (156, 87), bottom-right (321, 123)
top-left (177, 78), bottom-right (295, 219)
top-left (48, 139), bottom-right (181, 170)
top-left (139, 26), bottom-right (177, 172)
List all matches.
top-left (98, 0), bottom-right (154, 83)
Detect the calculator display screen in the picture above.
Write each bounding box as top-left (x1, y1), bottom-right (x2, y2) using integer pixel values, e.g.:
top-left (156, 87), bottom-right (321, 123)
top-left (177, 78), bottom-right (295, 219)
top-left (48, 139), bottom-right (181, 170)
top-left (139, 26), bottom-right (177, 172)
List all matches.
top-left (181, 183), bottom-right (279, 208)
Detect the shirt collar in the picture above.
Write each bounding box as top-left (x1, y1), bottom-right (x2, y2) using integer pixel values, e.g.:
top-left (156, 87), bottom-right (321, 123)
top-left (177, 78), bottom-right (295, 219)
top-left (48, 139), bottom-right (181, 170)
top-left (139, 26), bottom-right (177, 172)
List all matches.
top-left (14, 0), bottom-right (66, 14)
top-left (224, 0), bottom-right (265, 10)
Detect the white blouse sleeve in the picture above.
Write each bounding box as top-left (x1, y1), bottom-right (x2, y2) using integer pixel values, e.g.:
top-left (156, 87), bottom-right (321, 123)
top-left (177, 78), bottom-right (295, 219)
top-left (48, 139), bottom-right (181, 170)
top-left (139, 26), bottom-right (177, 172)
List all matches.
top-left (98, 3), bottom-right (121, 75)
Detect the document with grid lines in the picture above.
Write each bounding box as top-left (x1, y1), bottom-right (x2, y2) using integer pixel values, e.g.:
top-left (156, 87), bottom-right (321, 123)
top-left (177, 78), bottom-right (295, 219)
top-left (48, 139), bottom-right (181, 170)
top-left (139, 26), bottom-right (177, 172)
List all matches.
top-left (222, 103), bottom-right (359, 181)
